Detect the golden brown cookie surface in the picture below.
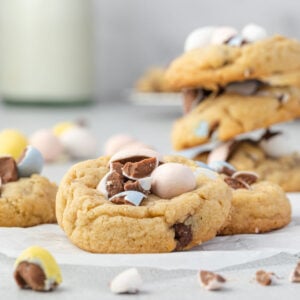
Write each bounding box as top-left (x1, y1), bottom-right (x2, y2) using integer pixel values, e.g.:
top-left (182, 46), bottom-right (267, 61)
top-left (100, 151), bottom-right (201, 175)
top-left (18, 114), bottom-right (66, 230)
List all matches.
top-left (172, 86), bottom-right (300, 150)
top-left (56, 155), bottom-right (232, 253)
top-left (219, 181), bottom-right (291, 235)
top-left (166, 35), bottom-right (300, 90)
top-left (0, 175), bottom-right (57, 227)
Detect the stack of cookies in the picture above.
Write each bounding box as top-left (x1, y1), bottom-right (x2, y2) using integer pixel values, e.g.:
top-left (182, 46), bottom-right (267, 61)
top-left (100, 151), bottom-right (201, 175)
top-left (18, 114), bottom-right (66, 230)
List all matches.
top-left (165, 24), bottom-right (300, 191)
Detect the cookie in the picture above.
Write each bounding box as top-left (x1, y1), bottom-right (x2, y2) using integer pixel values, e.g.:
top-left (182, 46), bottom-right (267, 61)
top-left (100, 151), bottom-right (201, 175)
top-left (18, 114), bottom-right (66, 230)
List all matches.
top-left (56, 152), bottom-right (232, 253)
top-left (219, 180), bottom-right (291, 235)
top-left (198, 139), bottom-right (300, 192)
top-left (0, 175), bottom-right (57, 227)
top-left (172, 86), bottom-right (300, 150)
top-left (165, 35), bottom-right (300, 91)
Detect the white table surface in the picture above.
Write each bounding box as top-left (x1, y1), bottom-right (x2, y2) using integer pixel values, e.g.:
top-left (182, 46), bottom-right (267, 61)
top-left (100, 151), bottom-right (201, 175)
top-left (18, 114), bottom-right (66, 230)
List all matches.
top-left (0, 99), bottom-right (300, 299)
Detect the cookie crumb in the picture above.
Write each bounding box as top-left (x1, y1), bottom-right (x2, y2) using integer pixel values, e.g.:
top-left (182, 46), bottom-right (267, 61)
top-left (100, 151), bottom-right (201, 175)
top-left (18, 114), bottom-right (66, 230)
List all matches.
top-left (290, 262), bottom-right (300, 283)
top-left (199, 270), bottom-right (226, 291)
top-left (255, 270), bottom-right (275, 286)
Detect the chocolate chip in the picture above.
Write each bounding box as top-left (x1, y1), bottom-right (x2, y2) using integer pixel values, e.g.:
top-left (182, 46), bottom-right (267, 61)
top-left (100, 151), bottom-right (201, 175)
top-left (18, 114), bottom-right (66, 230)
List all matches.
top-left (110, 196), bottom-right (135, 206)
top-left (224, 177), bottom-right (248, 190)
top-left (106, 171), bottom-right (124, 198)
top-left (123, 157), bottom-right (157, 179)
top-left (14, 262), bottom-right (47, 291)
top-left (0, 156), bottom-right (18, 184)
top-left (173, 223), bottom-right (192, 251)
top-left (255, 270), bottom-right (274, 286)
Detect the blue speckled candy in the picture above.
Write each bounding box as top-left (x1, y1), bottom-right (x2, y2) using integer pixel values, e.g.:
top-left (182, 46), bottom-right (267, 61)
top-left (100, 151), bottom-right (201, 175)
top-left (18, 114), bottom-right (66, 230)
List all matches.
top-left (109, 191), bottom-right (145, 206)
top-left (209, 161), bottom-right (236, 173)
top-left (194, 121), bottom-right (209, 138)
top-left (194, 167), bottom-right (218, 180)
top-left (17, 146), bottom-right (44, 177)
top-left (227, 35), bottom-right (244, 47)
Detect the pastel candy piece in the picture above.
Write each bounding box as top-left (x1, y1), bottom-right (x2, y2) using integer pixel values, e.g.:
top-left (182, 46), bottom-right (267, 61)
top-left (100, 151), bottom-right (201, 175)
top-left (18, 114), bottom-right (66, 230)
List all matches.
top-left (17, 146), bottom-right (44, 177)
top-left (138, 177), bottom-right (152, 191)
top-left (60, 127), bottom-right (97, 159)
top-left (109, 191), bottom-right (146, 206)
top-left (241, 23), bottom-right (267, 42)
top-left (207, 141), bottom-right (234, 164)
top-left (211, 26), bottom-right (238, 45)
top-left (151, 163), bottom-right (196, 199)
top-left (109, 148), bottom-right (163, 165)
top-left (225, 80), bottom-right (261, 95)
top-left (14, 246), bottom-right (62, 291)
top-left (209, 161), bottom-right (236, 173)
top-left (30, 129), bottom-right (63, 162)
top-left (194, 167), bottom-right (218, 180)
top-left (184, 26), bottom-right (216, 52)
top-left (53, 121), bottom-right (76, 136)
top-left (110, 268), bottom-right (142, 294)
top-left (0, 129), bottom-right (28, 160)
top-left (104, 134), bottom-right (137, 156)
top-left (259, 134), bottom-right (292, 157)
top-left (227, 35), bottom-right (244, 47)
top-left (195, 161), bottom-right (214, 170)
top-left (195, 121), bottom-right (209, 138)
top-left (97, 172), bottom-right (110, 198)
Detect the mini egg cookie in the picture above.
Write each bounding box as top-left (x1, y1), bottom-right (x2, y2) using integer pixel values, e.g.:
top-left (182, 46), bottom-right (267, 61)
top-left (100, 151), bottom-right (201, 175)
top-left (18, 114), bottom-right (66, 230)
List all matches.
top-left (172, 86), bottom-right (300, 149)
top-left (56, 149), bottom-right (232, 253)
top-left (0, 147), bottom-right (57, 227)
top-left (202, 161), bottom-right (291, 235)
top-left (166, 35), bottom-right (300, 91)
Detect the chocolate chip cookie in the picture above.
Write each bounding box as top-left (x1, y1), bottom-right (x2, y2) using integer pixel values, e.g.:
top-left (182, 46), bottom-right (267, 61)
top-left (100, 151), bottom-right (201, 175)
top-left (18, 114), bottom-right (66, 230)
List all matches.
top-left (56, 152), bottom-right (232, 253)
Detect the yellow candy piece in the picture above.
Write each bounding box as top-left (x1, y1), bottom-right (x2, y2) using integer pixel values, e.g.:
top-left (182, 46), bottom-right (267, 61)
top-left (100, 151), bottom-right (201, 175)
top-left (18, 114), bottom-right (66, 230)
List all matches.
top-left (15, 246), bottom-right (62, 288)
top-left (53, 122), bottom-right (75, 136)
top-left (0, 129), bottom-right (28, 159)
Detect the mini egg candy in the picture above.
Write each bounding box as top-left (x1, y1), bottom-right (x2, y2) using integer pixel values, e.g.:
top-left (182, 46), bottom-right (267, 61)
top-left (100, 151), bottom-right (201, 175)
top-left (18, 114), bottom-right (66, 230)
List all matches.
top-left (53, 121), bottom-right (76, 136)
top-left (30, 129), bottom-right (63, 162)
top-left (14, 246), bottom-right (62, 292)
top-left (109, 191), bottom-right (146, 206)
top-left (59, 127), bottom-right (97, 159)
top-left (104, 134), bottom-right (137, 156)
top-left (211, 26), bottom-right (238, 45)
top-left (0, 129), bottom-right (28, 160)
top-left (241, 23), bottom-right (267, 42)
top-left (184, 26), bottom-right (216, 52)
top-left (17, 146), bottom-right (44, 177)
top-left (151, 163), bottom-right (196, 199)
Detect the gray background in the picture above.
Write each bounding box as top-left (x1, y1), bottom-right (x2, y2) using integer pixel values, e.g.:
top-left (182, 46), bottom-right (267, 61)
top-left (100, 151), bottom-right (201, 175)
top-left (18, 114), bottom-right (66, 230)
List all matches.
top-left (92, 0), bottom-right (300, 99)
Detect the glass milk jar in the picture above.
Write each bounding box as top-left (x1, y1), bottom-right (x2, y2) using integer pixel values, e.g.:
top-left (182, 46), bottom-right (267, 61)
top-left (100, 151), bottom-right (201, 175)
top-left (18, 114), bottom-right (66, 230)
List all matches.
top-left (0, 0), bottom-right (93, 103)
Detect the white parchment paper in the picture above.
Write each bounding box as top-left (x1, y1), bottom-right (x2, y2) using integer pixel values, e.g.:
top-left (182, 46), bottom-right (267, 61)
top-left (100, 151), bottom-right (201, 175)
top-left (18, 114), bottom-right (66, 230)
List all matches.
top-left (0, 194), bottom-right (298, 270)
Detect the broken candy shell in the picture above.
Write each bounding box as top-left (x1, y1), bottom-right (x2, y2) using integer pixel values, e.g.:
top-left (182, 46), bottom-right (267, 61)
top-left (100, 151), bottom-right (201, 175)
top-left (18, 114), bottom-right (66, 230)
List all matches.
top-left (110, 268), bottom-right (142, 294)
top-left (109, 148), bottom-right (163, 165)
top-left (209, 161), bottom-right (236, 174)
top-left (104, 134), bottom-right (137, 156)
top-left (207, 141), bottom-right (234, 164)
top-left (14, 246), bottom-right (62, 291)
top-left (60, 127), bottom-right (97, 159)
top-left (184, 26), bottom-right (216, 52)
top-left (151, 163), bottom-right (196, 199)
top-left (198, 270), bottom-right (226, 291)
top-left (30, 129), bottom-right (63, 162)
top-left (17, 146), bottom-right (44, 177)
top-left (0, 129), bottom-right (28, 160)
top-left (109, 191), bottom-right (146, 206)
top-left (211, 26), bottom-right (238, 45)
top-left (232, 171), bottom-right (259, 185)
top-left (241, 23), bottom-right (267, 42)
top-left (227, 35), bottom-right (244, 47)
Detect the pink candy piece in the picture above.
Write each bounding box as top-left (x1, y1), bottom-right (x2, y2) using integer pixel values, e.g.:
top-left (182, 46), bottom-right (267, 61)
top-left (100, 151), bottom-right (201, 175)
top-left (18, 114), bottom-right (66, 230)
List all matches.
top-left (104, 134), bottom-right (137, 156)
top-left (207, 141), bottom-right (234, 164)
top-left (30, 129), bottom-right (63, 162)
top-left (151, 163), bottom-right (196, 199)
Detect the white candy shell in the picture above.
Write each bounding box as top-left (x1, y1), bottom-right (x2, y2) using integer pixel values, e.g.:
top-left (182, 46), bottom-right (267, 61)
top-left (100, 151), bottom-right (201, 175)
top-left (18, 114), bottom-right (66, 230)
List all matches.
top-left (259, 133), bottom-right (293, 157)
top-left (209, 161), bottom-right (236, 173)
top-left (96, 172), bottom-right (110, 198)
top-left (211, 26), bottom-right (238, 45)
top-left (184, 26), bottom-right (216, 52)
top-left (109, 191), bottom-right (146, 206)
top-left (60, 127), bottom-right (97, 159)
top-left (110, 268), bottom-right (142, 294)
top-left (151, 163), bottom-right (196, 199)
top-left (207, 141), bottom-right (234, 164)
top-left (17, 146), bottom-right (44, 177)
top-left (241, 23), bottom-right (267, 42)
top-left (109, 148), bottom-right (163, 165)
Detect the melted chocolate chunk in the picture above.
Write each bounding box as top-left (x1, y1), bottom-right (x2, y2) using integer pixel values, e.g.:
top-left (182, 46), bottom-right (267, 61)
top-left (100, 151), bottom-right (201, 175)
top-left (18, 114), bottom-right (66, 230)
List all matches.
top-left (173, 223), bottom-right (192, 251)
top-left (224, 177), bottom-right (248, 190)
top-left (110, 196), bottom-right (134, 206)
top-left (106, 171), bottom-right (124, 198)
top-left (14, 262), bottom-right (47, 291)
top-left (124, 180), bottom-right (148, 194)
top-left (0, 156), bottom-right (18, 184)
top-left (110, 161), bottom-right (124, 175)
top-left (123, 157), bottom-right (157, 179)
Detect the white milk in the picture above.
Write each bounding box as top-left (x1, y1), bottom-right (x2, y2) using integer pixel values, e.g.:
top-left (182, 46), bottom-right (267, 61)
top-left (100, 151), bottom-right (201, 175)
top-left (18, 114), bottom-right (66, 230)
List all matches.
top-left (0, 0), bottom-right (93, 103)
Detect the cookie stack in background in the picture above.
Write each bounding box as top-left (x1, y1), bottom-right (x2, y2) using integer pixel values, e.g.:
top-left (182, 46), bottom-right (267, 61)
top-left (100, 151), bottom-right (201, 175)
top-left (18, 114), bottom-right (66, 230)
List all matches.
top-left (165, 24), bottom-right (300, 191)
